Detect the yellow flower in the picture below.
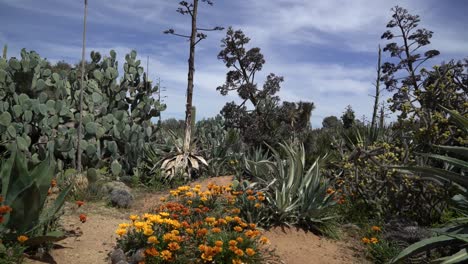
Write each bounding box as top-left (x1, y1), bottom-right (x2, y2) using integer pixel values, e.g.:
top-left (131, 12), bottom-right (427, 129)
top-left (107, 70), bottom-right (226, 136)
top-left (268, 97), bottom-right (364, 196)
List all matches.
top-left (160, 250), bottom-right (172, 261)
top-left (17, 235), bottom-right (28, 243)
top-left (186, 228), bottom-right (194, 234)
top-left (118, 223), bottom-right (130, 229)
top-left (143, 228), bottom-right (154, 236)
top-left (159, 212), bottom-right (169, 217)
top-left (361, 237), bottom-right (371, 244)
top-left (232, 259), bottom-right (242, 264)
top-left (246, 248), bottom-right (256, 256)
top-left (129, 215), bottom-right (139, 221)
top-left (147, 236), bottom-right (159, 244)
top-left (205, 217), bottom-right (216, 224)
top-left (159, 197), bottom-right (167, 202)
top-left (116, 229), bottom-right (127, 237)
top-left (370, 237), bottom-right (379, 244)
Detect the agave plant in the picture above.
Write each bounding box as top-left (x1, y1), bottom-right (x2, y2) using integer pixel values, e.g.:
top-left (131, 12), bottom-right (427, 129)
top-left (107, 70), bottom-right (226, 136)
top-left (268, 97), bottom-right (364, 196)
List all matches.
top-left (245, 142), bottom-right (336, 233)
top-left (391, 107), bottom-right (468, 263)
top-left (0, 145), bottom-right (72, 246)
top-left (159, 130), bottom-right (207, 182)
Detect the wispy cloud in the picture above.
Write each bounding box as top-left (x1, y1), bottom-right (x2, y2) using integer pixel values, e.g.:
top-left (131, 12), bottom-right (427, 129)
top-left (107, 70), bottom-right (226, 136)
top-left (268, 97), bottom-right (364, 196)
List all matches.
top-left (1, 0), bottom-right (466, 128)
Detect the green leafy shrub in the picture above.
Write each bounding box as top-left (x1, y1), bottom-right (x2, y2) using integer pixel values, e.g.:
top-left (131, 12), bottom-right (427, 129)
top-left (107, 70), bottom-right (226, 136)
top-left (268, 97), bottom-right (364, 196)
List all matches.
top-left (391, 107), bottom-right (468, 263)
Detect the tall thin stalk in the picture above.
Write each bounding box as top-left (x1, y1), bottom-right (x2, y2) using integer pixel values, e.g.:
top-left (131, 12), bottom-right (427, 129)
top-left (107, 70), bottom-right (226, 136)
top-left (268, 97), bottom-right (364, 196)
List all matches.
top-left (371, 45), bottom-right (382, 130)
top-left (76, 0), bottom-right (88, 172)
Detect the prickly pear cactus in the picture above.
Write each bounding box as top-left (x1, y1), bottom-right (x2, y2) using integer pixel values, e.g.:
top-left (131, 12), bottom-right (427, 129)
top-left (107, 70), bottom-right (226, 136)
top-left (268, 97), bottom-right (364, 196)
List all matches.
top-left (0, 48), bottom-right (166, 175)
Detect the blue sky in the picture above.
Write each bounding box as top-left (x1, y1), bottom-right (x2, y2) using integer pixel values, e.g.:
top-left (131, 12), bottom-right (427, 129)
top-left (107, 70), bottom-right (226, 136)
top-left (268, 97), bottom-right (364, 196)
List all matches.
top-left (1, 0), bottom-right (467, 127)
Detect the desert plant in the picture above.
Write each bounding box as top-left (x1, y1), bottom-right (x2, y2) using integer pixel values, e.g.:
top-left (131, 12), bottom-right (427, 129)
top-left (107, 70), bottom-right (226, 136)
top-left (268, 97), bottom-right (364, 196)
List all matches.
top-left (245, 143), bottom-right (336, 234)
top-left (0, 146), bottom-right (71, 249)
top-left (390, 107), bottom-right (468, 263)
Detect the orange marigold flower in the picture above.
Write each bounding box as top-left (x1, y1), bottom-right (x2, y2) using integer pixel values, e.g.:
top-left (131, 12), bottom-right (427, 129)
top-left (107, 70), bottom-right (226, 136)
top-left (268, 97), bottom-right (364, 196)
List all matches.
top-left (145, 247), bottom-right (159, 256)
top-left (168, 242), bottom-right (180, 251)
top-left (116, 229), bottom-right (127, 237)
top-left (0, 205), bottom-right (12, 214)
top-left (247, 195), bottom-right (256, 201)
top-left (246, 189), bottom-right (254, 195)
top-left (160, 250), bottom-right (172, 260)
top-left (215, 240), bottom-right (223, 247)
top-left (234, 249), bottom-right (244, 256)
top-left (79, 214), bottom-right (87, 223)
top-left (326, 188), bottom-right (335, 195)
top-left (76, 201), bottom-right (85, 207)
top-left (236, 237), bottom-right (243, 243)
top-left (228, 240), bottom-right (238, 247)
top-left (370, 237), bottom-right (379, 244)
top-left (233, 226), bottom-right (243, 232)
top-left (205, 217), bottom-right (216, 223)
top-left (232, 259), bottom-right (242, 264)
top-left (246, 248), bottom-right (256, 256)
top-left (257, 196), bottom-right (265, 201)
top-left (259, 236), bottom-right (269, 244)
top-left (361, 237), bottom-right (370, 244)
top-left (371, 226), bottom-right (381, 232)
top-left (255, 203), bottom-right (261, 208)
top-left (17, 235), bottom-right (28, 243)
top-left (212, 227), bottom-right (221, 233)
top-left (197, 228), bottom-right (208, 237)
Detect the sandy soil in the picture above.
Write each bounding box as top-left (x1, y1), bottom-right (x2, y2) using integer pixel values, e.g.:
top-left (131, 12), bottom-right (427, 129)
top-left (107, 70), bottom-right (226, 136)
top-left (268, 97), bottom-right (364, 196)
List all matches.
top-left (25, 176), bottom-right (369, 264)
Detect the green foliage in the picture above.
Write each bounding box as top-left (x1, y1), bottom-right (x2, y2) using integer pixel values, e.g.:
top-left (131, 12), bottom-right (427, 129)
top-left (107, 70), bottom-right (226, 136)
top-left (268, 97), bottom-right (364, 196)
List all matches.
top-left (195, 116), bottom-right (243, 177)
top-left (0, 147), bottom-right (71, 247)
top-left (244, 143), bottom-right (336, 234)
top-left (341, 105), bottom-right (355, 129)
top-left (391, 108), bottom-right (468, 263)
top-left (0, 48), bottom-right (165, 175)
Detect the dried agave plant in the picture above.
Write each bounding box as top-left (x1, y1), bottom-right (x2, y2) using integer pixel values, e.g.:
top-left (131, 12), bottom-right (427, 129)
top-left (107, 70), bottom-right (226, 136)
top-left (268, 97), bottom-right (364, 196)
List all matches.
top-left (160, 130), bottom-right (208, 182)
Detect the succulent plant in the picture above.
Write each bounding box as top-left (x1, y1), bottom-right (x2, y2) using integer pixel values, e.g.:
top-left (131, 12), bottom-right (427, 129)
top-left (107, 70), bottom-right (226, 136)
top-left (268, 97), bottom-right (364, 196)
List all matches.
top-left (0, 48), bottom-right (166, 175)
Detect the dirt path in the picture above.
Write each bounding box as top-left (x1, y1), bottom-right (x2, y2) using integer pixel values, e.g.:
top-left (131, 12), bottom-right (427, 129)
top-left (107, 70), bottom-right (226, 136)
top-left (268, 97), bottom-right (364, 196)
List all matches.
top-left (25, 176), bottom-right (368, 264)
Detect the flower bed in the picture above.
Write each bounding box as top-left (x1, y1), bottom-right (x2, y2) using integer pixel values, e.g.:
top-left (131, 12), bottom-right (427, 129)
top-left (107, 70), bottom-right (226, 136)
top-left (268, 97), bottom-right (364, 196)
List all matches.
top-left (115, 183), bottom-right (270, 263)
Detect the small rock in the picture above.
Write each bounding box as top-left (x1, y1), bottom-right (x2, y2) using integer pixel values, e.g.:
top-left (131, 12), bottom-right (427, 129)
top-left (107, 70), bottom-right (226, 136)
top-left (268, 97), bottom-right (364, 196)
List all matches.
top-left (102, 181), bottom-right (131, 194)
top-left (130, 248), bottom-right (145, 263)
top-left (110, 189), bottom-right (134, 208)
top-left (110, 249), bottom-right (126, 264)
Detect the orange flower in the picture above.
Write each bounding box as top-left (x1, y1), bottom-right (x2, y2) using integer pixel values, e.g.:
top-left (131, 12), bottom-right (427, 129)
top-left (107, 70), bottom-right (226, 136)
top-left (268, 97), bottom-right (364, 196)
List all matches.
top-left (233, 226), bottom-right (243, 232)
top-left (0, 205), bottom-right (12, 214)
top-left (79, 214), bottom-right (87, 223)
top-left (168, 242), bottom-right (180, 251)
top-left (361, 237), bottom-right (370, 244)
top-left (76, 201), bottom-right (85, 207)
top-left (17, 235), bottom-right (29, 243)
top-left (246, 248), bottom-right (256, 256)
top-left (246, 189), bottom-right (254, 195)
top-left (234, 249), bottom-right (244, 256)
top-left (51, 179), bottom-right (57, 187)
top-left (215, 241), bottom-right (223, 247)
top-left (370, 237), bottom-right (379, 244)
top-left (145, 247), bottom-right (159, 256)
top-left (371, 226), bottom-right (381, 232)
top-left (236, 237), bottom-right (243, 243)
top-left (259, 236), bottom-right (269, 244)
top-left (212, 227), bottom-right (221, 233)
top-left (247, 195), bottom-right (256, 201)
top-left (326, 188), bottom-right (335, 195)
top-left (255, 203), bottom-right (261, 208)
